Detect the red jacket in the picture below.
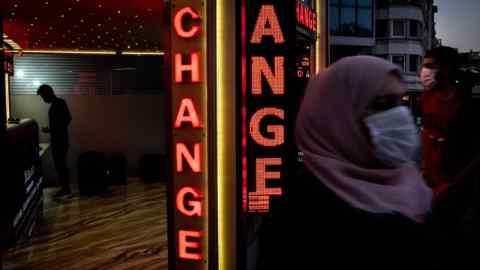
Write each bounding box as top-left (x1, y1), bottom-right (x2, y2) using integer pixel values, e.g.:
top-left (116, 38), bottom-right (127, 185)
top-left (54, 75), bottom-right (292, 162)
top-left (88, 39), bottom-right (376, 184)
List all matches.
top-left (421, 88), bottom-right (479, 192)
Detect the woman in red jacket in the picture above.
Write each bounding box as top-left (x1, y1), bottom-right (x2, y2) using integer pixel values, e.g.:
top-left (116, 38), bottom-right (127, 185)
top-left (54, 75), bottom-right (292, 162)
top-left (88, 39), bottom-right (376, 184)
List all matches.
top-left (420, 46), bottom-right (479, 195)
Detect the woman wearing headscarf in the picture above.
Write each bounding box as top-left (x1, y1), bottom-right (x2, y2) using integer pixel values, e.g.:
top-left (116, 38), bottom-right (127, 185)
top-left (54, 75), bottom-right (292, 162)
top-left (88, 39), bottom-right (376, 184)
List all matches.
top-left (260, 56), bottom-right (433, 269)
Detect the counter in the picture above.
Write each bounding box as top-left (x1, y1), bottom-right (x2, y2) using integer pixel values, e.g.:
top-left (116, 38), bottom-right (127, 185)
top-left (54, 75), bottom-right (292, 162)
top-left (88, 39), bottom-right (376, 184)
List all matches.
top-left (1, 119), bottom-right (44, 249)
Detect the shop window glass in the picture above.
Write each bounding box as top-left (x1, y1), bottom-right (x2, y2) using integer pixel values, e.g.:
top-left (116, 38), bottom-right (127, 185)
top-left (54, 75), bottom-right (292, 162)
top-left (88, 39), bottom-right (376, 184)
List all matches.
top-left (342, 0), bottom-right (355, 6)
top-left (376, 0), bottom-right (389, 8)
top-left (330, 0), bottom-right (374, 37)
top-left (358, 0), bottom-right (373, 7)
top-left (358, 8), bottom-right (372, 36)
top-left (391, 0), bottom-right (407, 5)
top-left (409, 20), bottom-right (423, 38)
top-left (340, 7), bottom-right (355, 35)
top-left (392, 20), bottom-right (405, 37)
top-left (409, 55), bottom-right (420, 73)
top-left (392, 55), bottom-right (406, 71)
top-left (330, 6), bottom-right (340, 34)
top-left (376, 19), bottom-right (389, 37)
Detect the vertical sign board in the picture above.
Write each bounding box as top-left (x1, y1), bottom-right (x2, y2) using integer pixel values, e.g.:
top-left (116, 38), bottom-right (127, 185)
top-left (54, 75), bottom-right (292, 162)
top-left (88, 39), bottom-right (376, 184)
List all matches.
top-left (3, 52), bottom-right (13, 76)
top-left (296, 0), bottom-right (317, 34)
top-left (241, 1), bottom-right (296, 214)
top-left (170, 1), bottom-right (208, 270)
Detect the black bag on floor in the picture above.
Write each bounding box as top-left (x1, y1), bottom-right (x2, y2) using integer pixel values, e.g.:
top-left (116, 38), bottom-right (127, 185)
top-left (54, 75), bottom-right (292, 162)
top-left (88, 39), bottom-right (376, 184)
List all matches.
top-left (78, 152), bottom-right (108, 195)
top-left (139, 154), bottom-right (167, 182)
top-left (107, 154), bottom-right (127, 185)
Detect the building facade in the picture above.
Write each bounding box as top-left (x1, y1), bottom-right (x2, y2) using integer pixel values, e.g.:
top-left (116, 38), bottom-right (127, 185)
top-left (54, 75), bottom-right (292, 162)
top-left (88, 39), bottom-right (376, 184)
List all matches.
top-left (373, 0), bottom-right (437, 93)
top-left (460, 51), bottom-right (480, 98)
top-left (329, 0), bottom-right (438, 95)
top-left (329, 0), bottom-right (375, 63)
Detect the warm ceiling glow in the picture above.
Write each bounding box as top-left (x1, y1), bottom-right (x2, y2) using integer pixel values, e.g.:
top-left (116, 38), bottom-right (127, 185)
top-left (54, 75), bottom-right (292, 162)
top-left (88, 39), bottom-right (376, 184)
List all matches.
top-left (19, 50), bottom-right (165, 56)
top-left (22, 50), bottom-right (117, 55)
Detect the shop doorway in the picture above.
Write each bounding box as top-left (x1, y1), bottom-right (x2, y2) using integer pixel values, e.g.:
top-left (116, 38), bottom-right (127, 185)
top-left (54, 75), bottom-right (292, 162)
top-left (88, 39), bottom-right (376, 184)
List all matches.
top-left (1, 1), bottom-right (172, 269)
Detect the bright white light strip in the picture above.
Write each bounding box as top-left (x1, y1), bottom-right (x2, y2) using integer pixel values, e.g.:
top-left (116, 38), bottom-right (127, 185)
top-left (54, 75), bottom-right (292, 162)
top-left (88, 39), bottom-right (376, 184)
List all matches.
top-left (122, 51), bottom-right (165, 56)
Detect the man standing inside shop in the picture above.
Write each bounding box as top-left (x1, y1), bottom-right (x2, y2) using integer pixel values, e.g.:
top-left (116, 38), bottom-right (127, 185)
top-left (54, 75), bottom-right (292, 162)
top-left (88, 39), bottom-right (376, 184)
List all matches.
top-left (420, 46), bottom-right (479, 195)
top-left (37, 84), bottom-right (72, 198)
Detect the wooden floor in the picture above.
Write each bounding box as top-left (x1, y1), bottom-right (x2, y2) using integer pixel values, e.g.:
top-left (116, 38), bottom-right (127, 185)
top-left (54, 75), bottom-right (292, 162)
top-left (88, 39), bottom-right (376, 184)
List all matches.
top-left (3, 179), bottom-right (168, 270)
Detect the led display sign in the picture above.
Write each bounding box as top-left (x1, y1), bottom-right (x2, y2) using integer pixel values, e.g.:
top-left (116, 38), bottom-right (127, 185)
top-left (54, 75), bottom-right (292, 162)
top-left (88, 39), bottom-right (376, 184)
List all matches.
top-left (241, 0), bottom-right (296, 213)
top-left (169, 1), bottom-right (208, 270)
top-left (296, 0), bottom-right (317, 33)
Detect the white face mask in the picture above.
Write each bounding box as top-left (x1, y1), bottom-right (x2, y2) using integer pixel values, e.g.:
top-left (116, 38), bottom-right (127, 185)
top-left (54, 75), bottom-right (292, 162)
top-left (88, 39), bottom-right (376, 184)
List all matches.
top-left (364, 106), bottom-right (419, 167)
top-left (420, 67), bottom-right (438, 90)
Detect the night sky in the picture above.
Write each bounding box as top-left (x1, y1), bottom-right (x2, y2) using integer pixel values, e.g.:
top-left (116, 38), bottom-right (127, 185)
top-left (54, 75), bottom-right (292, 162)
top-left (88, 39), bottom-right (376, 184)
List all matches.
top-left (435, 0), bottom-right (480, 52)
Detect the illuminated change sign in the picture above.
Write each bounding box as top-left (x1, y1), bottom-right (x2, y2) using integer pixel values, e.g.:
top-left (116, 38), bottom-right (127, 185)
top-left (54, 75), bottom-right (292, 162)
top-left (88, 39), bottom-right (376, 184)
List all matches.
top-left (241, 0), bottom-right (296, 213)
top-left (169, 1), bottom-right (208, 270)
top-left (296, 0), bottom-right (317, 33)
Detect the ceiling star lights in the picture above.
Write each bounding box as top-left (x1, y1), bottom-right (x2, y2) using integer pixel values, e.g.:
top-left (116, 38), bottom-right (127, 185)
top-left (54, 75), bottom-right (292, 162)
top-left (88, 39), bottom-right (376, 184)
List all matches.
top-left (3, 0), bottom-right (166, 52)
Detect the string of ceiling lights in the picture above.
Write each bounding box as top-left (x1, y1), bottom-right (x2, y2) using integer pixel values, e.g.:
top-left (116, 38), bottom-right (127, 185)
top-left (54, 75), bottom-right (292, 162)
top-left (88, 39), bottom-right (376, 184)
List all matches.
top-left (3, 0), bottom-right (165, 53)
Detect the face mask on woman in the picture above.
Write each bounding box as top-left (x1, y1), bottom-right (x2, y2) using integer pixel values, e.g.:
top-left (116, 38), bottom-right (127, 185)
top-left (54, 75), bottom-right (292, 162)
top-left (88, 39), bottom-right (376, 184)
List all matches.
top-left (420, 67), bottom-right (438, 90)
top-left (364, 106), bottom-right (419, 167)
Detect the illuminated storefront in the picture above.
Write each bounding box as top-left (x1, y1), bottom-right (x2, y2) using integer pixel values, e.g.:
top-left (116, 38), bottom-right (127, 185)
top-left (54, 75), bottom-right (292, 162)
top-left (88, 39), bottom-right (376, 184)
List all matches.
top-left (168, 0), bottom-right (327, 270)
top-left (1, 1), bottom-right (326, 269)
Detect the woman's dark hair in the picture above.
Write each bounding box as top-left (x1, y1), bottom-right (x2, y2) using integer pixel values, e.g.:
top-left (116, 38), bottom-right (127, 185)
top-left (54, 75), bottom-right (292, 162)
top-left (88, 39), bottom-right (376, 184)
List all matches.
top-left (37, 84), bottom-right (55, 97)
top-left (424, 46), bottom-right (459, 84)
top-left (426, 47), bottom-right (474, 101)
top-left (424, 46), bottom-right (460, 70)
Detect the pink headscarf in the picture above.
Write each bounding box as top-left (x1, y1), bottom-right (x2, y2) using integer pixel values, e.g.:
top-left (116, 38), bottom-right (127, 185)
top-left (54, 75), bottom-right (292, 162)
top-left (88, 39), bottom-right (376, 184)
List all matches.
top-left (295, 56), bottom-right (432, 220)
